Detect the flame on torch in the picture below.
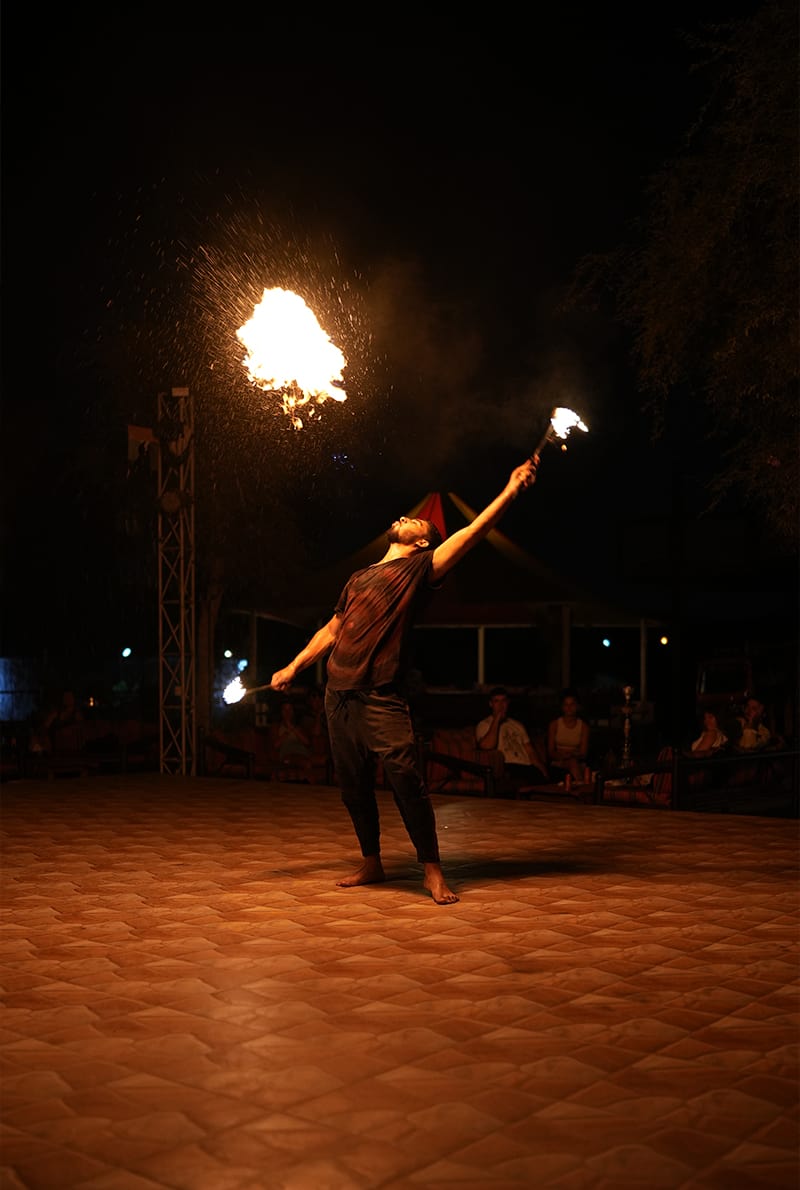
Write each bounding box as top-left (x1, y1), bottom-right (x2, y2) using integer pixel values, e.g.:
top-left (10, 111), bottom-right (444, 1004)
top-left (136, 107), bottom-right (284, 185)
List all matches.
top-left (532, 406), bottom-right (589, 459)
top-left (223, 677), bottom-right (247, 704)
top-left (222, 677), bottom-right (274, 705)
top-left (236, 288), bottom-right (347, 428)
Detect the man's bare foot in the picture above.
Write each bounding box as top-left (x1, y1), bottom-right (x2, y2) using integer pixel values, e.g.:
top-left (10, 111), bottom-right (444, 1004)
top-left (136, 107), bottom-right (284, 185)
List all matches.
top-left (336, 856), bottom-right (385, 888)
top-left (423, 863), bottom-right (459, 905)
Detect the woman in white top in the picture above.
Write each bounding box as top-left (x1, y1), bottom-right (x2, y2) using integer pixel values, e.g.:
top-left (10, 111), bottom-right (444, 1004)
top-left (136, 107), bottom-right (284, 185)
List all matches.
top-left (690, 710), bottom-right (728, 756)
top-left (686, 708), bottom-right (730, 791)
top-left (547, 689), bottom-right (590, 784)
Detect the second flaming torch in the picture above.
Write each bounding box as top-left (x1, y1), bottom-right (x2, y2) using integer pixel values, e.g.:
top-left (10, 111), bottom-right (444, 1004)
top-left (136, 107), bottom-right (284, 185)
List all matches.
top-left (532, 406), bottom-right (589, 462)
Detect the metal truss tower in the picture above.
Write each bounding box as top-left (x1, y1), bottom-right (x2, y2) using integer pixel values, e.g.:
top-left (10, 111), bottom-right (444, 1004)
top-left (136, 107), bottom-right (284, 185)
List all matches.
top-left (157, 386), bottom-right (196, 774)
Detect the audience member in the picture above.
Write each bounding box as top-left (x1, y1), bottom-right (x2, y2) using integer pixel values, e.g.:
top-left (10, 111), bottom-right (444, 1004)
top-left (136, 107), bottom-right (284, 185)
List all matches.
top-left (476, 687), bottom-right (548, 793)
top-left (734, 698), bottom-right (772, 751)
top-left (274, 699), bottom-right (314, 780)
top-left (301, 685), bottom-right (333, 782)
top-left (729, 696), bottom-right (785, 787)
top-left (689, 710), bottom-right (729, 756)
top-left (547, 688), bottom-right (591, 785)
top-left (43, 690), bottom-right (85, 752)
top-left (685, 709), bottom-right (729, 789)
top-left (44, 689), bottom-right (84, 734)
top-left (28, 709), bottom-right (54, 756)
top-left (302, 686), bottom-right (328, 747)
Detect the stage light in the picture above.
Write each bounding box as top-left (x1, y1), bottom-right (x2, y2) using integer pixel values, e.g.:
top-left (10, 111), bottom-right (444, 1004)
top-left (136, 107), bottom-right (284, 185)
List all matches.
top-left (121, 647), bottom-right (132, 658)
top-left (223, 649), bottom-right (232, 659)
top-left (602, 638), bottom-right (611, 649)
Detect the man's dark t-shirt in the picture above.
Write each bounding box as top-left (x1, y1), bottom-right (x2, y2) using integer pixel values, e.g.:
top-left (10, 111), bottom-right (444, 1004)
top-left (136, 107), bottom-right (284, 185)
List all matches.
top-left (326, 552), bottom-right (438, 691)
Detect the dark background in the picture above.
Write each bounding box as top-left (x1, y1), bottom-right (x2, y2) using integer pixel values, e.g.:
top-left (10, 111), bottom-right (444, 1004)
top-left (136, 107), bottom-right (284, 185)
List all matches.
top-left (2, 8), bottom-right (796, 734)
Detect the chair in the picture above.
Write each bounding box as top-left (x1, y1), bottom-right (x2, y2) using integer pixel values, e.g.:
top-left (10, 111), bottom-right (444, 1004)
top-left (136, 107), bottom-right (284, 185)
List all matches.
top-left (424, 728), bottom-right (505, 797)
top-left (40, 722), bottom-right (98, 779)
top-left (200, 728), bottom-right (256, 779)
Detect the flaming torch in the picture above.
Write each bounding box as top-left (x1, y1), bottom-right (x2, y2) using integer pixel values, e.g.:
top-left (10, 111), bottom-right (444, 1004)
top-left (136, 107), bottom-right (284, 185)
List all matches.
top-left (237, 287), bottom-right (347, 428)
top-left (222, 677), bottom-right (274, 705)
top-left (532, 406), bottom-right (589, 461)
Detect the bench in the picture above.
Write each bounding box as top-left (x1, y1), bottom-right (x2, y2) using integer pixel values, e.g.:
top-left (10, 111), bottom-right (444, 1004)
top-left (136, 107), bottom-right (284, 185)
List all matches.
top-left (423, 725), bottom-right (504, 796)
top-left (200, 729), bottom-right (256, 779)
top-left (23, 719), bottom-right (158, 779)
top-left (201, 725), bottom-right (333, 784)
top-left (423, 725), bottom-right (588, 800)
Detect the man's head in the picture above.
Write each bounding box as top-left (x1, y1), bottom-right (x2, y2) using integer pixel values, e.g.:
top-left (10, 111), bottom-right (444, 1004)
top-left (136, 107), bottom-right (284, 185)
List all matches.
top-left (488, 687), bottom-right (510, 716)
top-left (386, 516), bottom-right (443, 552)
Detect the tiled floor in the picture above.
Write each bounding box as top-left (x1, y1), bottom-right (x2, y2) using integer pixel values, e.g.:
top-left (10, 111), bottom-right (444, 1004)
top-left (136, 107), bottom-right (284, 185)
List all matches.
top-left (1, 774), bottom-right (798, 1189)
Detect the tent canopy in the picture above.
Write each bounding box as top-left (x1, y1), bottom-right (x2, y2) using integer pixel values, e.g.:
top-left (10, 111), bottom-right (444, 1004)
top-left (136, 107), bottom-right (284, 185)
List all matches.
top-left (238, 492), bottom-right (663, 697)
top-left (286, 492), bottom-right (659, 630)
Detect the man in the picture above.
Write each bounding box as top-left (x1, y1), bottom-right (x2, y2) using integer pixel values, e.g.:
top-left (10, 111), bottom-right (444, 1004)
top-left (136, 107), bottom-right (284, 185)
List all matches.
top-left (735, 697), bottom-right (772, 751)
top-left (271, 456), bottom-right (538, 904)
top-left (476, 687), bottom-right (549, 792)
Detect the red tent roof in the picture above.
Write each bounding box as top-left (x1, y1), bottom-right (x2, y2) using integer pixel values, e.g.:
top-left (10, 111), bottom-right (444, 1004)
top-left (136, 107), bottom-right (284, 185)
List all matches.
top-left (414, 493), bottom-right (447, 541)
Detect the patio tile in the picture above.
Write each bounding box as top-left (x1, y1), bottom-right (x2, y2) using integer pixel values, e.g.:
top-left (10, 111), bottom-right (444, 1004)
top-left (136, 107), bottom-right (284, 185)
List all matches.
top-left (1, 776), bottom-right (798, 1188)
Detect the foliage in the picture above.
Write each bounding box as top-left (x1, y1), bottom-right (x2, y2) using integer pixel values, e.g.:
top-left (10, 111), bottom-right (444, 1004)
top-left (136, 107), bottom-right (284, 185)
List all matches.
top-left (572, 0), bottom-right (798, 548)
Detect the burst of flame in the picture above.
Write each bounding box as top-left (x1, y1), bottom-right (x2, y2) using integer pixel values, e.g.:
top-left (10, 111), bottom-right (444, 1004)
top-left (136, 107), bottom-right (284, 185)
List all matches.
top-left (237, 288), bottom-right (347, 428)
top-left (223, 677), bottom-right (247, 705)
top-left (551, 407), bottom-right (589, 439)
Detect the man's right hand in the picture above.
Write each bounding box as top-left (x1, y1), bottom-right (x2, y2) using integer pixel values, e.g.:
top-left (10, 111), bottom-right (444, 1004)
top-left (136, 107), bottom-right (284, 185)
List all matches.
top-left (271, 665), bottom-right (296, 691)
top-left (510, 457), bottom-right (538, 492)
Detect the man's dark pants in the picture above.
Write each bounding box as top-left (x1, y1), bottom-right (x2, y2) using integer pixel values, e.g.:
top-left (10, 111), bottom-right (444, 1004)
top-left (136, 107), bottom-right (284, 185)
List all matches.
top-left (325, 687), bottom-right (440, 863)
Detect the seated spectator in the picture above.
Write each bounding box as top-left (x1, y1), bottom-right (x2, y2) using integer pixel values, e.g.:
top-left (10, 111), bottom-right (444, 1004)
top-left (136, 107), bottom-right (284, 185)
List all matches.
top-left (547, 688), bottom-right (591, 785)
top-left (28, 708), bottom-right (54, 756)
top-left (44, 689), bottom-right (84, 732)
top-left (729, 697), bottom-right (783, 787)
top-left (689, 710), bottom-right (729, 756)
top-left (300, 685), bottom-right (333, 781)
top-left (476, 687), bottom-right (548, 793)
top-left (44, 689), bottom-right (85, 751)
top-left (301, 686), bottom-right (329, 751)
top-left (685, 709), bottom-right (729, 789)
top-left (274, 699), bottom-right (314, 780)
top-left (734, 698), bottom-right (773, 751)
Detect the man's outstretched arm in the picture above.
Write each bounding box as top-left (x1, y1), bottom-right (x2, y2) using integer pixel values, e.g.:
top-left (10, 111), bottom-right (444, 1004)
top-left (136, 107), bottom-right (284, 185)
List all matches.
top-left (430, 458), bottom-right (537, 580)
top-left (271, 615), bottom-right (341, 690)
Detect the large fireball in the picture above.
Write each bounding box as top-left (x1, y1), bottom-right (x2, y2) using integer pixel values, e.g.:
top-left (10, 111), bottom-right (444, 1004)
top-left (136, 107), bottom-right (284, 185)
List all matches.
top-left (237, 287), bottom-right (347, 428)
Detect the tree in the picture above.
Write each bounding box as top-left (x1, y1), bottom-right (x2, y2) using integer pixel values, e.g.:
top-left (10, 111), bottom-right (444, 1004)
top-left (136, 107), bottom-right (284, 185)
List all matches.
top-left (573, 0), bottom-right (798, 548)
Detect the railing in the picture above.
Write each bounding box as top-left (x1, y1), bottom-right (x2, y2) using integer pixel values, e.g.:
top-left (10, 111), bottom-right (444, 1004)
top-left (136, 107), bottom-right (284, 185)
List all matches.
top-left (672, 747), bottom-right (798, 815)
top-left (598, 747), bottom-right (798, 816)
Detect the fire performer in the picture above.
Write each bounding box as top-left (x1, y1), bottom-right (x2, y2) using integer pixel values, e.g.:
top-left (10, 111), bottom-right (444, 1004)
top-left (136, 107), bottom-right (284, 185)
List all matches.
top-left (270, 456), bottom-right (538, 905)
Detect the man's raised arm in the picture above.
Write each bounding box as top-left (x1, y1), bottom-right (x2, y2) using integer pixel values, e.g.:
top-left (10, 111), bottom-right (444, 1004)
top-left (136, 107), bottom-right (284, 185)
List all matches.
top-left (430, 458), bottom-right (538, 580)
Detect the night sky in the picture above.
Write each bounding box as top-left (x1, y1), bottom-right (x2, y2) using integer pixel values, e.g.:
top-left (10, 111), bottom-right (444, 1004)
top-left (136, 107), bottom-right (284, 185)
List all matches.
top-left (2, 5), bottom-right (791, 676)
